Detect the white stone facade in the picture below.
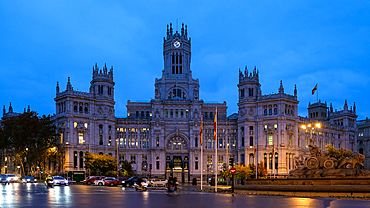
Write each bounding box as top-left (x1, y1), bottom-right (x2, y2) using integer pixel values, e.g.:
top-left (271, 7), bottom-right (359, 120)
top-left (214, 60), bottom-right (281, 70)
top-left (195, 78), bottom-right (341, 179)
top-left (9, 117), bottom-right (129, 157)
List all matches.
top-left (53, 23), bottom-right (358, 181)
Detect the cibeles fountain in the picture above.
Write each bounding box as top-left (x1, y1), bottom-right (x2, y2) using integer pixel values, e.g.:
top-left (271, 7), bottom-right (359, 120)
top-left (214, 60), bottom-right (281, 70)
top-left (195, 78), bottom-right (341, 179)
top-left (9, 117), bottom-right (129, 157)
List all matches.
top-left (289, 139), bottom-right (370, 178)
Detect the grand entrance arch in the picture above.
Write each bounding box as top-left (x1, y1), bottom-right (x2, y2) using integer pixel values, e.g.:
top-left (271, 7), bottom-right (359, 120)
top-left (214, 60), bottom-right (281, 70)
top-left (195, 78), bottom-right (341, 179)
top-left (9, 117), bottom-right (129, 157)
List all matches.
top-left (164, 133), bottom-right (190, 183)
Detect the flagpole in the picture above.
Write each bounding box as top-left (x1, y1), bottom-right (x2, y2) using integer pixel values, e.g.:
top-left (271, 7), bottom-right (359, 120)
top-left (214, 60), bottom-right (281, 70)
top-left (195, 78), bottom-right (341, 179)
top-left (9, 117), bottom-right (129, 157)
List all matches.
top-left (215, 107), bottom-right (217, 193)
top-left (200, 116), bottom-right (203, 191)
top-left (317, 83), bottom-right (318, 102)
top-left (256, 119), bottom-right (258, 179)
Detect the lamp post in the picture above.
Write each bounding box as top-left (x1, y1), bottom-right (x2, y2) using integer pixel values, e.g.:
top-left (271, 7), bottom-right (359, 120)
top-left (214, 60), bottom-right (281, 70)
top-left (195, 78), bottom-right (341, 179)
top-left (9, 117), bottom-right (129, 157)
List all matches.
top-left (301, 123), bottom-right (321, 146)
top-left (116, 139), bottom-right (119, 179)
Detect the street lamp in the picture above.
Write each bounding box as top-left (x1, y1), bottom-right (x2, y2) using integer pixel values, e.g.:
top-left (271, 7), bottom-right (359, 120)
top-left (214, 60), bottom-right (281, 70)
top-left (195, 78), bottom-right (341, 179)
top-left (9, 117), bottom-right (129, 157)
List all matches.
top-left (301, 122), bottom-right (321, 146)
top-left (116, 139), bottom-right (119, 178)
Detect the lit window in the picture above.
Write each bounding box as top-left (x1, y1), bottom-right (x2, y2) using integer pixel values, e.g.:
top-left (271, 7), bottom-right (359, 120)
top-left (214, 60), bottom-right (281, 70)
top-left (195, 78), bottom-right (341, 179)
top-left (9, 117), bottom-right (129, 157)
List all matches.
top-left (268, 135), bottom-right (273, 145)
top-left (79, 133), bottom-right (84, 144)
top-left (274, 124), bottom-right (277, 130)
top-left (60, 133), bottom-right (63, 144)
top-left (84, 123), bottom-right (88, 129)
top-left (74, 122), bottom-right (77, 128)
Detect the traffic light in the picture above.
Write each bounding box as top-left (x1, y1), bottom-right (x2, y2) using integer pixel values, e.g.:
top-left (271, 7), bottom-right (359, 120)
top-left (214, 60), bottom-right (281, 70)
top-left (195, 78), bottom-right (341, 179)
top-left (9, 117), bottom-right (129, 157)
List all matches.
top-left (229, 157), bottom-right (234, 167)
top-left (149, 164), bottom-right (152, 170)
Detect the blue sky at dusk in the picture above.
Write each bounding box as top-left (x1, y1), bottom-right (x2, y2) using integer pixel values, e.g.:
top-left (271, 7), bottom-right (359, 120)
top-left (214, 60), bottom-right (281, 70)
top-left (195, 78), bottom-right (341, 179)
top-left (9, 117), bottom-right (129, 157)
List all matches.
top-left (1, 1), bottom-right (369, 119)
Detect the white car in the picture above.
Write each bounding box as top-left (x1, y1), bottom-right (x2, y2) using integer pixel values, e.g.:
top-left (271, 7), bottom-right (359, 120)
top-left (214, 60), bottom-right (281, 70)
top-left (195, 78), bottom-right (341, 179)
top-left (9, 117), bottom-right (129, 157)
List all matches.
top-left (150, 179), bottom-right (168, 187)
top-left (94, 179), bottom-right (105, 186)
top-left (52, 176), bottom-right (68, 186)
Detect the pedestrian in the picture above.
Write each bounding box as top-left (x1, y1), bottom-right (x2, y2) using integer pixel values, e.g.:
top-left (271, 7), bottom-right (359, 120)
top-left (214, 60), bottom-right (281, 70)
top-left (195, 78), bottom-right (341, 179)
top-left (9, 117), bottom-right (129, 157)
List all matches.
top-left (192, 177), bottom-right (197, 186)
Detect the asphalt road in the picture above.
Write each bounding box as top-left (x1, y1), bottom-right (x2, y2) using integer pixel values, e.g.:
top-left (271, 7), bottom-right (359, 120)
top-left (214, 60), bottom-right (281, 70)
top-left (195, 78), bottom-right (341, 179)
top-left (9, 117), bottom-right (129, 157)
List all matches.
top-left (1, 183), bottom-right (370, 208)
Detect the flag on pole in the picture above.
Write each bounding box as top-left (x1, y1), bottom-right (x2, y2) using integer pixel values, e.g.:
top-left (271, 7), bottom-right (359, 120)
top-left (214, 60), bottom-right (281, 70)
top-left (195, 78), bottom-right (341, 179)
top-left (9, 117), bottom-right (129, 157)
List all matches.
top-left (271, 145), bottom-right (274, 155)
top-left (214, 108), bottom-right (217, 140)
top-left (254, 143), bottom-right (257, 157)
top-left (174, 81), bottom-right (177, 88)
top-left (200, 116), bottom-right (203, 146)
top-left (312, 84), bottom-right (317, 95)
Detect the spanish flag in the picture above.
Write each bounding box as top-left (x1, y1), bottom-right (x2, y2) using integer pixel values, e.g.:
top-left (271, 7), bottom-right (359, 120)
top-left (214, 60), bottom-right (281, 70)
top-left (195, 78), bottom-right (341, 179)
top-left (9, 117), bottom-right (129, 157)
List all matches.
top-left (214, 108), bottom-right (217, 140)
top-left (254, 143), bottom-right (257, 157)
top-left (312, 84), bottom-right (317, 95)
top-left (200, 116), bottom-right (203, 146)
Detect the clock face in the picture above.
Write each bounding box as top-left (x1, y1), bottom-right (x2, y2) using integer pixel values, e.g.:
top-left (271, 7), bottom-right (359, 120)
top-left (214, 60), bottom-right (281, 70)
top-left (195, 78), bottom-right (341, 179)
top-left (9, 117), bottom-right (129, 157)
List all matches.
top-left (173, 41), bottom-right (181, 48)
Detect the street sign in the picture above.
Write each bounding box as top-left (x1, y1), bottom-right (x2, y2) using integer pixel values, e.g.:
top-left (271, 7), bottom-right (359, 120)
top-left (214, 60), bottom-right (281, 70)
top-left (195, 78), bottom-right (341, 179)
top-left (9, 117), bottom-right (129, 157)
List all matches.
top-left (229, 167), bottom-right (236, 175)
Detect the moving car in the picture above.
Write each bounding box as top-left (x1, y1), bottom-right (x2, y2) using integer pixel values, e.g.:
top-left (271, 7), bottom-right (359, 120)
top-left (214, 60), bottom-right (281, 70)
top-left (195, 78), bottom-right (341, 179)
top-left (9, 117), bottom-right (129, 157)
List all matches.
top-left (22, 176), bottom-right (37, 183)
top-left (52, 176), bottom-right (68, 186)
top-left (122, 177), bottom-right (140, 187)
top-left (5, 174), bottom-right (19, 183)
top-left (0, 174), bottom-right (10, 185)
top-left (149, 178), bottom-right (167, 187)
top-left (83, 176), bottom-right (105, 185)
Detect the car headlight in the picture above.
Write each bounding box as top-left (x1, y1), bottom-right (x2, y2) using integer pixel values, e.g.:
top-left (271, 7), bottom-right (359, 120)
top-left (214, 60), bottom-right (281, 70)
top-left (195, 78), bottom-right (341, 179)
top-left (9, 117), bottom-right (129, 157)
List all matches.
top-left (27, 179), bottom-right (30, 181)
top-left (6, 178), bottom-right (10, 181)
top-left (65, 180), bottom-right (68, 184)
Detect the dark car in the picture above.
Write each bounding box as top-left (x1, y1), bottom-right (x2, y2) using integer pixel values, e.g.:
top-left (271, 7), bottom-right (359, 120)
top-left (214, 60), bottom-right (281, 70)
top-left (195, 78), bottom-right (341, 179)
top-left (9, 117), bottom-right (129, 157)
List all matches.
top-left (0, 174), bottom-right (10, 185)
top-left (22, 176), bottom-right (37, 183)
top-left (122, 177), bottom-right (140, 187)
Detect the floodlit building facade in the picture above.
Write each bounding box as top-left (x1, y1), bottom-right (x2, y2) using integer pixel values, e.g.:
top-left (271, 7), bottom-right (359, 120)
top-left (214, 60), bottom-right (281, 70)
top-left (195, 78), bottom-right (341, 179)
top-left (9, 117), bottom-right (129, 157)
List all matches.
top-left (53, 23), bottom-right (358, 181)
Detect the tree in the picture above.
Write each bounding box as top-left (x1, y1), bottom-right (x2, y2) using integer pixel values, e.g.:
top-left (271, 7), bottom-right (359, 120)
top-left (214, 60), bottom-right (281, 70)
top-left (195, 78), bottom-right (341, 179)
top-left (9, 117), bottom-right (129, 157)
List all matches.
top-left (324, 144), bottom-right (354, 160)
top-left (83, 152), bottom-right (117, 176)
top-left (220, 163), bottom-right (231, 180)
top-left (121, 160), bottom-right (135, 177)
top-left (0, 111), bottom-right (57, 176)
top-left (248, 162), bottom-right (268, 179)
top-left (235, 163), bottom-right (252, 183)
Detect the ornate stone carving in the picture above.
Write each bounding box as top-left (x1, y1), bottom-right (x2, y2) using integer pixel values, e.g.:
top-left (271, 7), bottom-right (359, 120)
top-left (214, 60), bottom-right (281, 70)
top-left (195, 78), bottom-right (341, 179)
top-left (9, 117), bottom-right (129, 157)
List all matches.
top-left (289, 142), bottom-right (369, 178)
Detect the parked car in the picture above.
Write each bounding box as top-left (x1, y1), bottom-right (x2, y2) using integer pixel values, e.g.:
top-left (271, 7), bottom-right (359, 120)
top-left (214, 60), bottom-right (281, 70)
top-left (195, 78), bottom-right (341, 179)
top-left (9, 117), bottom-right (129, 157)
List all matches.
top-left (103, 177), bottom-right (121, 186)
top-left (0, 174), bottom-right (10, 185)
top-left (149, 178), bottom-right (167, 187)
top-left (52, 176), bottom-right (68, 186)
top-left (83, 176), bottom-right (105, 185)
top-left (22, 176), bottom-right (37, 183)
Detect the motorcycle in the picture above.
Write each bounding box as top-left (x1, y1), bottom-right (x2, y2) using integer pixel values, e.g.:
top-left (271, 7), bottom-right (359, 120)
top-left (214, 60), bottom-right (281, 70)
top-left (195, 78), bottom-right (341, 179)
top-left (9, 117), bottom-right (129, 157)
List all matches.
top-left (134, 182), bottom-right (148, 191)
top-left (165, 182), bottom-right (180, 195)
top-left (45, 179), bottom-right (54, 188)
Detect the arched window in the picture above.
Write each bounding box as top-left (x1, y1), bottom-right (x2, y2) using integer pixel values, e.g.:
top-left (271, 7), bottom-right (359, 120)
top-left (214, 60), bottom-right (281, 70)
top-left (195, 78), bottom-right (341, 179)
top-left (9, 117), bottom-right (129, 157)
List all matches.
top-left (275, 152), bottom-right (278, 169)
top-left (269, 153), bottom-right (272, 169)
top-left (131, 138), bottom-right (136, 147)
top-left (156, 137), bottom-right (159, 147)
top-left (195, 137), bottom-right (198, 148)
top-left (142, 138), bottom-right (147, 148)
top-left (249, 136), bottom-right (253, 147)
top-left (84, 107), bottom-right (88, 114)
top-left (359, 148), bottom-right (364, 154)
top-left (264, 153), bottom-right (267, 168)
top-left (249, 153), bottom-right (254, 165)
top-left (79, 151), bottom-right (83, 169)
top-left (74, 151), bottom-right (78, 168)
top-left (79, 106), bottom-right (83, 112)
top-left (141, 111), bottom-right (144, 118)
top-left (269, 109), bottom-right (272, 115)
top-left (264, 109), bottom-right (267, 115)
top-left (99, 152), bottom-right (103, 155)
top-left (208, 139), bottom-right (212, 149)
top-left (74, 105), bottom-right (77, 112)
top-left (274, 108), bottom-right (277, 114)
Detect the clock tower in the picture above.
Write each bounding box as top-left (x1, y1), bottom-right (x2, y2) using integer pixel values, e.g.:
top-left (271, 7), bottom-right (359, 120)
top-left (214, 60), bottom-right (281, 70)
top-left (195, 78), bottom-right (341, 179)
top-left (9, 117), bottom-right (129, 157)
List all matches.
top-left (154, 23), bottom-right (199, 101)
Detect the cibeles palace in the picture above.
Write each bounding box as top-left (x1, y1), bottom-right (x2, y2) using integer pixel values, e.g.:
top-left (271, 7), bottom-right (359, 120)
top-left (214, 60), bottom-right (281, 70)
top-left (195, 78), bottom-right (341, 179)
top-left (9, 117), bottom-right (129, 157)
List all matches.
top-left (53, 23), bottom-right (358, 182)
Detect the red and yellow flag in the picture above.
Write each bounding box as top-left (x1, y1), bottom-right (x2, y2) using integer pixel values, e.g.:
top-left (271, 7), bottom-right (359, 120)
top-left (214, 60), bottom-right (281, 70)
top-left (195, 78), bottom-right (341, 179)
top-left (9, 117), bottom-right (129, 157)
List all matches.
top-left (254, 143), bottom-right (257, 157)
top-left (312, 84), bottom-right (317, 95)
top-left (214, 108), bottom-right (217, 140)
top-left (200, 116), bottom-right (203, 146)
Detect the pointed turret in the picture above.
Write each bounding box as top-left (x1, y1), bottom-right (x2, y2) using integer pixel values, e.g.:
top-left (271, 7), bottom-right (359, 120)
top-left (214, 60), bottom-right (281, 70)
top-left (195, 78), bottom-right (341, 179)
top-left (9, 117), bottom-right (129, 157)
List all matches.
top-left (354, 102), bottom-right (356, 113)
top-left (66, 77), bottom-right (73, 91)
top-left (294, 85), bottom-right (297, 97)
top-left (3, 105), bottom-right (5, 115)
top-left (56, 82), bottom-right (59, 94)
top-left (9, 102), bottom-right (13, 113)
top-left (27, 105), bottom-right (30, 113)
top-left (278, 80), bottom-right (284, 94)
top-left (344, 99), bottom-right (348, 111)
